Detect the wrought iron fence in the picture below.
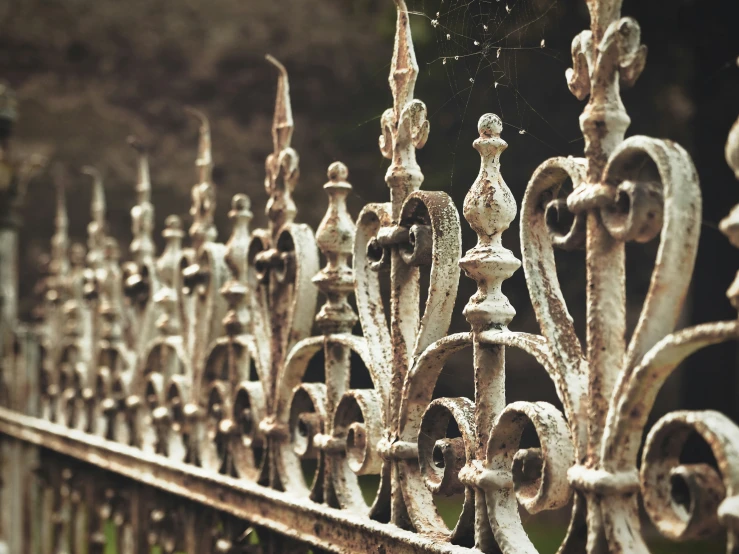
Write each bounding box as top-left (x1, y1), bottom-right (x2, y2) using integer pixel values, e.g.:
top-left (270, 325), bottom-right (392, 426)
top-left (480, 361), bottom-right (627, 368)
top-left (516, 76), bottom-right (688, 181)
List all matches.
top-left (0, 0), bottom-right (738, 552)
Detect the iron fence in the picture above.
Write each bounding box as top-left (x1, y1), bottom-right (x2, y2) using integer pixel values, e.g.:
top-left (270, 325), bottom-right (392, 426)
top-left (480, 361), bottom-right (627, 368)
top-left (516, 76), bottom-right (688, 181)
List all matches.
top-left (0, 0), bottom-right (738, 552)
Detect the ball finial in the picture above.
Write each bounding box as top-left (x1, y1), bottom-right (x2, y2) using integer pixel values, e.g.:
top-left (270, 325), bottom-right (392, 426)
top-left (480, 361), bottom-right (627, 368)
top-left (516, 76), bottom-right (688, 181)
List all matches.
top-left (231, 193), bottom-right (251, 212)
top-left (478, 113), bottom-right (503, 138)
top-left (165, 215), bottom-right (182, 231)
top-left (328, 161), bottom-right (349, 182)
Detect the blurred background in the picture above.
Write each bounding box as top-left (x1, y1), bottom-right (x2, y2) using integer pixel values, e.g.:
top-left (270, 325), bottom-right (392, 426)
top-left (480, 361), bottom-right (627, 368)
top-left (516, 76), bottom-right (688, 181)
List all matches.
top-left (2, 0), bottom-right (739, 546)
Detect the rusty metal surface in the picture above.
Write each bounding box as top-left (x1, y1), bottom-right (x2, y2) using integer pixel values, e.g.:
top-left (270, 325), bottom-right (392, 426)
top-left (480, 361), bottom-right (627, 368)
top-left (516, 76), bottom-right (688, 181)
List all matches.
top-left (1, 0), bottom-right (739, 552)
top-left (0, 407), bottom-right (475, 554)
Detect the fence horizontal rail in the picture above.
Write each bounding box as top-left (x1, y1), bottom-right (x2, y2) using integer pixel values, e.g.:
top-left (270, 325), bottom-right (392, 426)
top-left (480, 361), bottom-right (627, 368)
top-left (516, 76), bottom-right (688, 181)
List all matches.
top-left (0, 407), bottom-right (474, 554)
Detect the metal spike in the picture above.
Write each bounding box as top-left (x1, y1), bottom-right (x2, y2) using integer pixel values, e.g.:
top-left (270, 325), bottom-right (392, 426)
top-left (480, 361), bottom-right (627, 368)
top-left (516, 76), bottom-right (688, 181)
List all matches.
top-left (127, 136), bottom-right (155, 266)
top-left (265, 54), bottom-right (294, 155)
top-left (389, 0), bottom-right (419, 120)
top-left (81, 166), bottom-right (106, 274)
top-left (51, 165), bottom-right (69, 277)
top-left (184, 106), bottom-right (213, 185)
top-left (184, 108), bottom-right (217, 248)
top-left (127, 136), bottom-right (151, 206)
top-left (82, 166), bottom-right (105, 231)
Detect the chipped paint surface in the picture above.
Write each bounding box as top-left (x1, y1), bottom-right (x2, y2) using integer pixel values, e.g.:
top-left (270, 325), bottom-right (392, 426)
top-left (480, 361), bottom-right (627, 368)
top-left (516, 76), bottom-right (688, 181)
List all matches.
top-left (1, 0), bottom-right (738, 552)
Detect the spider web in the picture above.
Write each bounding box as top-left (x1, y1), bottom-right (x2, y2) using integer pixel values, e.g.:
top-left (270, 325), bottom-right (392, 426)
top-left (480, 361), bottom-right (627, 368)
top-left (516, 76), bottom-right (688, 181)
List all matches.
top-left (406, 0), bottom-right (571, 172)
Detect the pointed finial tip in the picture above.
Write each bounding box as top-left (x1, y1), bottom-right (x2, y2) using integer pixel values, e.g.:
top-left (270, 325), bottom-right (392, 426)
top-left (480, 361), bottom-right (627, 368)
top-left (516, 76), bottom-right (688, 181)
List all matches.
top-left (266, 53), bottom-right (294, 155)
top-left (184, 106), bottom-right (210, 130)
top-left (127, 135), bottom-right (148, 154)
top-left (265, 54), bottom-right (287, 76)
top-left (81, 165), bottom-right (102, 180)
top-left (478, 113), bottom-right (503, 138)
top-left (185, 106), bottom-right (213, 174)
top-left (327, 161), bottom-right (348, 181)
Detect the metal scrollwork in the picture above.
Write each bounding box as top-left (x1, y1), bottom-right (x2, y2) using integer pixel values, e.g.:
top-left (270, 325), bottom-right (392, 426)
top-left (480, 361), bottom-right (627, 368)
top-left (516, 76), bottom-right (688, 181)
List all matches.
top-left (2, 1), bottom-right (739, 553)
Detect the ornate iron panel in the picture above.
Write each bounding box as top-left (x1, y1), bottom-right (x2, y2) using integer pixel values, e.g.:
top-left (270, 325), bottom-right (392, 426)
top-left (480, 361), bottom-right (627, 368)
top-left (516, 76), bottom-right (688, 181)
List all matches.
top-left (0, 0), bottom-right (737, 552)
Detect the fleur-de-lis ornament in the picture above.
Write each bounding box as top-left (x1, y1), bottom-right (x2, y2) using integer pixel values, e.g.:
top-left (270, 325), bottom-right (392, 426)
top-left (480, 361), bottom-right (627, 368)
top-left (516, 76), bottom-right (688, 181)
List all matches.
top-left (181, 108), bottom-right (230, 394)
top-left (352, 0), bottom-right (461, 528)
top-left (274, 161), bottom-right (374, 508)
top-left (198, 193), bottom-right (255, 475)
top-left (92, 234), bottom-right (139, 442)
top-left (624, 108), bottom-right (739, 553)
top-left (73, 168), bottom-right (135, 440)
top-left (57, 167), bottom-right (110, 432)
top-left (39, 169), bottom-right (71, 420)
top-left (186, 108), bottom-right (217, 251)
top-left (191, 58), bottom-right (321, 482)
top-left (263, 55), bottom-right (298, 234)
top-left (246, 55), bottom-right (318, 489)
top-left (48, 167), bottom-right (70, 309)
top-left (132, 214), bottom-right (191, 456)
top-left (166, 109), bottom-right (232, 465)
top-left (505, 0), bottom-right (710, 552)
top-left (124, 137), bottom-right (160, 353)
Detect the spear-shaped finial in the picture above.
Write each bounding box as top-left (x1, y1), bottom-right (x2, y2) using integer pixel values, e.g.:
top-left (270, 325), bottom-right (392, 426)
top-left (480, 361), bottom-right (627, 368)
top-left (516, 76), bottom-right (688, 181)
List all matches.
top-left (379, 0), bottom-right (429, 217)
top-left (185, 108), bottom-right (217, 249)
top-left (82, 166), bottom-right (106, 269)
top-left (50, 165), bottom-right (69, 281)
top-left (127, 136), bottom-right (155, 265)
top-left (263, 55), bottom-right (299, 233)
top-left (265, 54), bottom-right (294, 155)
top-left (184, 107), bottom-right (213, 185)
top-left (128, 136), bottom-right (151, 205)
top-left (389, 0), bottom-right (419, 121)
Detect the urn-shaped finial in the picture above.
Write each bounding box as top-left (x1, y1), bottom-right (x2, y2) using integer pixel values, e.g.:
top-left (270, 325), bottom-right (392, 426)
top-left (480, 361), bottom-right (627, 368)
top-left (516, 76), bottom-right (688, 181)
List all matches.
top-left (313, 161), bottom-right (357, 334)
top-left (154, 215), bottom-right (184, 335)
top-left (459, 114), bottom-right (521, 332)
top-left (221, 194), bottom-right (253, 336)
